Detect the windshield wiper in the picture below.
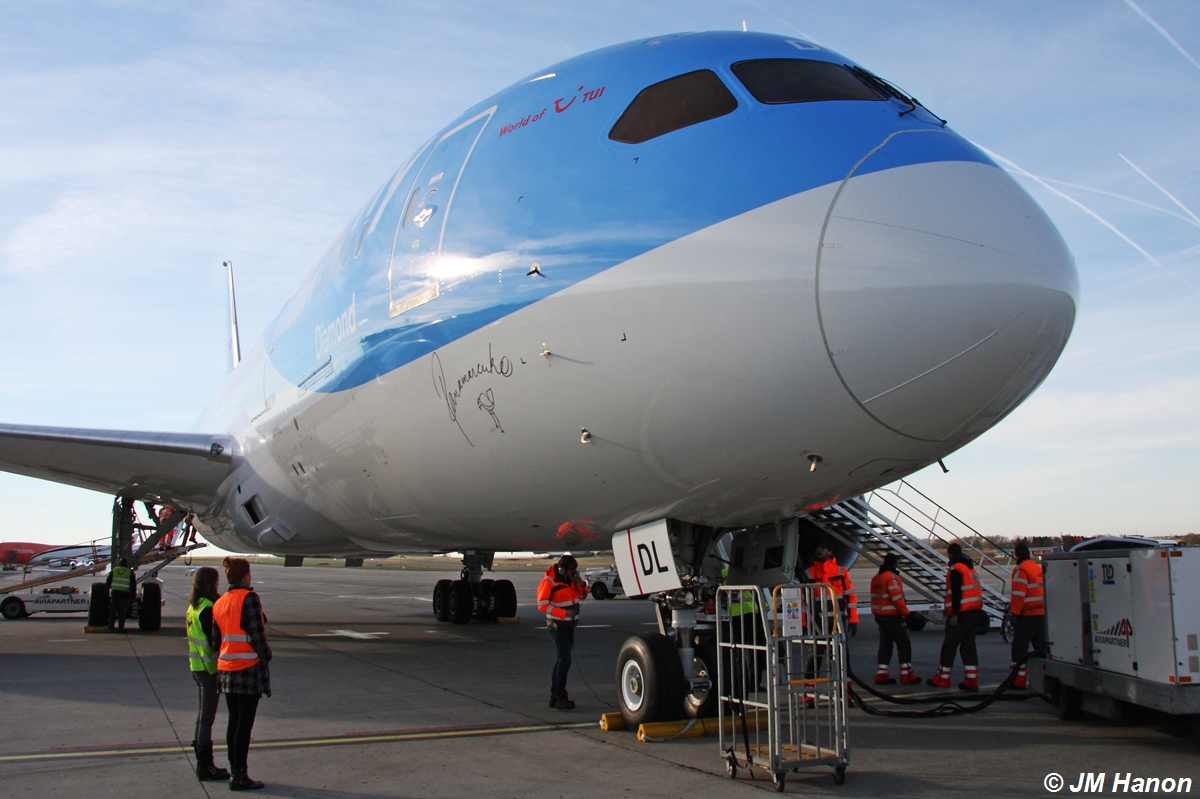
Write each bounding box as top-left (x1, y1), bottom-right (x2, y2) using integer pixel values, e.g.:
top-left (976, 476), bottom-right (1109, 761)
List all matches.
top-left (847, 65), bottom-right (946, 126)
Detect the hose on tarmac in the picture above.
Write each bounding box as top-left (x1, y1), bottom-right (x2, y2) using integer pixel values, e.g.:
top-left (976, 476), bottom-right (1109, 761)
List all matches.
top-left (845, 653), bottom-right (1047, 718)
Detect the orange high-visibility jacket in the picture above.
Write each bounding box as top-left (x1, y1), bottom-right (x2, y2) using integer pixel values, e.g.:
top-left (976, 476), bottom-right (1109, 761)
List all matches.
top-left (213, 588), bottom-right (261, 671)
top-left (807, 559), bottom-right (859, 623)
top-left (945, 561), bottom-right (983, 615)
top-left (537, 566), bottom-right (587, 623)
top-left (1010, 559), bottom-right (1044, 616)
top-left (869, 570), bottom-right (910, 617)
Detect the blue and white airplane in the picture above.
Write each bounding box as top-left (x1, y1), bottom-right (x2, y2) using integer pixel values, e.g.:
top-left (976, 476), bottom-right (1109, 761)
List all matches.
top-left (0, 32), bottom-right (1076, 722)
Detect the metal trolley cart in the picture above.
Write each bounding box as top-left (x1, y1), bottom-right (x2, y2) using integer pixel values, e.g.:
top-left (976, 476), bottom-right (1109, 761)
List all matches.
top-left (717, 584), bottom-right (849, 792)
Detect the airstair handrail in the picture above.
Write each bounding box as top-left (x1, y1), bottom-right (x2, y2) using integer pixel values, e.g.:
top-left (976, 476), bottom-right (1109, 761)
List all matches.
top-left (864, 481), bottom-right (1012, 593)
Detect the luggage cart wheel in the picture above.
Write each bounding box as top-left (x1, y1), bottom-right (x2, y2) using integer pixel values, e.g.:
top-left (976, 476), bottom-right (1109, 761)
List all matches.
top-left (834, 765), bottom-right (847, 785)
top-left (772, 773), bottom-right (786, 792)
top-left (725, 758), bottom-right (737, 778)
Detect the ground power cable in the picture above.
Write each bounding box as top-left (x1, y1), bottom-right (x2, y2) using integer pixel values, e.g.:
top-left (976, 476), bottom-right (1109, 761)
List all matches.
top-left (846, 653), bottom-right (1046, 718)
top-left (574, 648), bottom-right (618, 710)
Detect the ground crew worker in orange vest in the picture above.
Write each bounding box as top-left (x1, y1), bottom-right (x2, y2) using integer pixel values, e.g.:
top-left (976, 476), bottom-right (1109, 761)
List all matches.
top-left (805, 542), bottom-right (858, 637)
top-left (869, 553), bottom-right (921, 685)
top-left (1009, 540), bottom-right (1046, 688)
top-left (537, 554), bottom-right (588, 710)
top-left (211, 557), bottom-right (271, 791)
top-left (928, 542), bottom-right (984, 691)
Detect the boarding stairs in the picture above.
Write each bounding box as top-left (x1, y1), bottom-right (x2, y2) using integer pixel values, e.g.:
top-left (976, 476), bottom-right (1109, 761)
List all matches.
top-left (803, 480), bottom-right (1011, 620)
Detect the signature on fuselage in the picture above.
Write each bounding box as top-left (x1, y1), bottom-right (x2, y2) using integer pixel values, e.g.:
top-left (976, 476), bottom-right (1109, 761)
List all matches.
top-left (431, 345), bottom-right (514, 445)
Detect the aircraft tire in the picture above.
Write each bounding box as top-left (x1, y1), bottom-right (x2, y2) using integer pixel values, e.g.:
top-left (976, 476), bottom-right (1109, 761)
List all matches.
top-left (433, 580), bottom-right (452, 622)
top-left (590, 582), bottom-right (609, 601)
top-left (448, 579), bottom-right (473, 624)
top-left (493, 579), bottom-right (517, 618)
top-left (616, 633), bottom-right (686, 728)
top-left (475, 579), bottom-right (496, 620)
top-left (88, 583), bottom-right (110, 627)
top-left (138, 583), bottom-right (162, 631)
top-left (683, 636), bottom-right (719, 718)
top-left (1, 596), bottom-right (25, 621)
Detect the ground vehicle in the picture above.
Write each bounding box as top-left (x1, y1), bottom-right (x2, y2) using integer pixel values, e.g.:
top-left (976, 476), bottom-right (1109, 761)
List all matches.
top-left (585, 565), bottom-right (625, 600)
top-left (1, 585), bottom-right (91, 619)
top-left (1031, 543), bottom-right (1200, 723)
top-left (0, 579), bottom-right (165, 629)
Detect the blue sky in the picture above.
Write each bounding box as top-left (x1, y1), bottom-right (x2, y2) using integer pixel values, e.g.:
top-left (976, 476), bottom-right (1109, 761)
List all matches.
top-left (1, 1), bottom-right (1196, 548)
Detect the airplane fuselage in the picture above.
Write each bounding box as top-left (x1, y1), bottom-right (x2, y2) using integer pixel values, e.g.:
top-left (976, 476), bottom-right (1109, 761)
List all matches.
top-left (193, 32), bottom-right (1078, 556)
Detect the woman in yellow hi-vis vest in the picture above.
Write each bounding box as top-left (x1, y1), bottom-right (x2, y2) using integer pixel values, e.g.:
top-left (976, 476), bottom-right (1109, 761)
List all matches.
top-left (212, 557), bottom-right (272, 791)
top-left (186, 567), bottom-right (230, 782)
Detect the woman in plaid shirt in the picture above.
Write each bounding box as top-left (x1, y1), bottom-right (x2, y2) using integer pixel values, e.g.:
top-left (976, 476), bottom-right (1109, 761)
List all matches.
top-left (211, 557), bottom-right (271, 791)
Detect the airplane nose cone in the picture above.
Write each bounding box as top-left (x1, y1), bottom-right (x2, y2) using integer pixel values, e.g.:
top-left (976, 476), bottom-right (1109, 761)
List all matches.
top-left (817, 133), bottom-right (1078, 442)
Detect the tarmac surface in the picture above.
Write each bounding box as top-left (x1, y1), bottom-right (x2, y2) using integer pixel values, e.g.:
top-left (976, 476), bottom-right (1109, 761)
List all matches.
top-left (1, 562), bottom-right (1198, 798)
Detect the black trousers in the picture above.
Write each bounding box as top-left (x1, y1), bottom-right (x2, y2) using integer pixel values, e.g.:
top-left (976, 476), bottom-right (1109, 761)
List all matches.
top-left (1010, 614), bottom-right (1048, 663)
top-left (224, 693), bottom-right (260, 771)
top-left (939, 610), bottom-right (980, 668)
top-left (875, 615), bottom-right (912, 666)
top-left (192, 671), bottom-right (219, 747)
top-left (109, 591), bottom-right (132, 630)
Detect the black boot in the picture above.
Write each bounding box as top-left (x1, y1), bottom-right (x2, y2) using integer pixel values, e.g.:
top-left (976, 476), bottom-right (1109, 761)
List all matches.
top-left (229, 767), bottom-right (264, 791)
top-left (195, 743), bottom-right (229, 781)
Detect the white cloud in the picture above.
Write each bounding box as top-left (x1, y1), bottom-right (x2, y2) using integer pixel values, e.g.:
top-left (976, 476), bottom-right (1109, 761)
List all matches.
top-left (987, 377), bottom-right (1200, 453)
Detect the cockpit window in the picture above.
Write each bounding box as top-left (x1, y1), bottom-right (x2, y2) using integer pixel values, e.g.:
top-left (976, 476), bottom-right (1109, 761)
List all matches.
top-left (730, 59), bottom-right (886, 104)
top-left (608, 69), bottom-right (738, 144)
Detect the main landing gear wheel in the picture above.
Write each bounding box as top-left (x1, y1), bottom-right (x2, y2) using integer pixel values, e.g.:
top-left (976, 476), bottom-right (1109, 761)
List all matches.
top-left (448, 579), bottom-right (473, 624)
top-left (615, 633), bottom-right (686, 727)
top-left (683, 637), bottom-right (719, 719)
top-left (1, 596), bottom-right (25, 620)
top-left (88, 583), bottom-right (110, 627)
top-left (476, 579), bottom-right (496, 620)
top-left (493, 579), bottom-right (517, 618)
top-left (432, 579), bottom-right (452, 622)
top-left (138, 583), bottom-right (162, 631)
top-left (591, 581), bottom-right (609, 600)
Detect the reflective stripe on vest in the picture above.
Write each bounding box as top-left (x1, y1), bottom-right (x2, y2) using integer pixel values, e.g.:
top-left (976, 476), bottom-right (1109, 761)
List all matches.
top-left (537, 577), bottom-right (584, 622)
top-left (185, 597), bottom-right (217, 674)
top-left (213, 588), bottom-right (261, 671)
top-left (727, 589), bottom-right (760, 617)
top-left (110, 566), bottom-right (133, 593)
top-left (807, 560), bottom-right (859, 623)
top-left (945, 562), bottom-right (983, 613)
top-left (870, 571), bottom-right (909, 617)
top-left (1011, 559), bottom-right (1045, 616)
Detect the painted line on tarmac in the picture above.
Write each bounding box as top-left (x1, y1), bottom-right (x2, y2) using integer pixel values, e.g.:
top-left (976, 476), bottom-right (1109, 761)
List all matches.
top-left (0, 721), bottom-right (596, 764)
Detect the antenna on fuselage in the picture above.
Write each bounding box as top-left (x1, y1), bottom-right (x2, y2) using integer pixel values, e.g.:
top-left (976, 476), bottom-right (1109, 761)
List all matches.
top-left (223, 260), bottom-right (242, 370)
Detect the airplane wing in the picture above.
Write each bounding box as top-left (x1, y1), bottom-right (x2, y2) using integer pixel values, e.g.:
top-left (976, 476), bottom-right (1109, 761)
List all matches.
top-left (0, 424), bottom-right (236, 508)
